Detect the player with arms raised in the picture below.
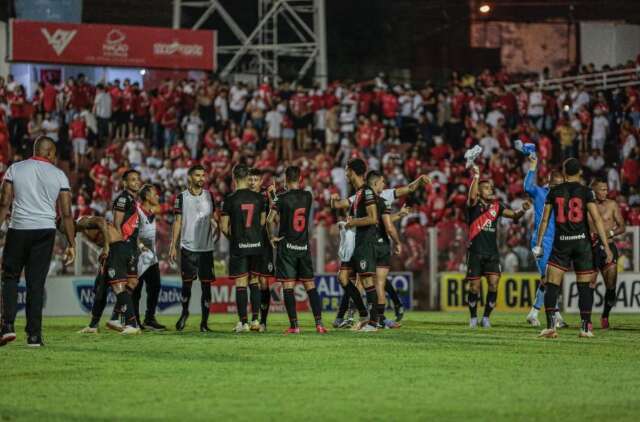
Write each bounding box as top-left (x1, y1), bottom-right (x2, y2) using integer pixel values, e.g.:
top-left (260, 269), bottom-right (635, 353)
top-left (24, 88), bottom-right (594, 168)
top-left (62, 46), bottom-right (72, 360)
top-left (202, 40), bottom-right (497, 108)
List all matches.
top-left (589, 179), bottom-right (625, 329)
top-left (220, 164), bottom-right (268, 333)
top-left (534, 158), bottom-right (612, 338)
top-left (268, 166), bottom-right (327, 334)
top-left (466, 165), bottom-right (530, 328)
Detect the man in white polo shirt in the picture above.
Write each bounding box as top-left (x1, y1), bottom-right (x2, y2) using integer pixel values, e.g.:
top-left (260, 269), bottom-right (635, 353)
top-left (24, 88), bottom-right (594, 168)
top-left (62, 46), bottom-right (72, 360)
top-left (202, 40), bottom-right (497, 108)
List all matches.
top-left (0, 137), bottom-right (75, 347)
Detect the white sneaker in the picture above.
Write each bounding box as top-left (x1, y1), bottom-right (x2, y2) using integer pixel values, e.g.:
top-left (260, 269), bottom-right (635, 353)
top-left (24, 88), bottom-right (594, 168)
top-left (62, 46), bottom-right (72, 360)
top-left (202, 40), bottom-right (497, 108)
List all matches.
top-left (106, 320), bottom-right (123, 332)
top-left (358, 323), bottom-right (378, 332)
top-left (78, 326), bottom-right (98, 334)
top-left (351, 317), bottom-right (370, 332)
top-left (481, 317), bottom-right (491, 328)
top-left (538, 328), bottom-right (558, 338)
top-left (258, 323), bottom-right (267, 333)
top-left (555, 313), bottom-right (569, 329)
top-left (579, 330), bottom-right (595, 338)
top-left (469, 317), bottom-right (478, 329)
top-left (234, 322), bottom-right (250, 333)
top-left (250, 320), bottom-right (261, 332)
top-left (526, 309), bottom-right (541, 327)
top-left (121, 326), bottom-right (141, 335)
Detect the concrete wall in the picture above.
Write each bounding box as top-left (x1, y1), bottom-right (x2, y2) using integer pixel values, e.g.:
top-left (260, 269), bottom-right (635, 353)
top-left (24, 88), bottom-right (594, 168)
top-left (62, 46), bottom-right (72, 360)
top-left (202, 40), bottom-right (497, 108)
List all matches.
top-left (580, 22), bottom-right (640, 68)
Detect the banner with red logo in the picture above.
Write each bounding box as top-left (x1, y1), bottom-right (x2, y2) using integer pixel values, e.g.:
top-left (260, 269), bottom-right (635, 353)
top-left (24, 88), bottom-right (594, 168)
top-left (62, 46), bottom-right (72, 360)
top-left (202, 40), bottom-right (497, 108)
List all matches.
top-left (210, 278), bottom-right (310, 314)
top-left (9, 19), bottom-right (216, 70)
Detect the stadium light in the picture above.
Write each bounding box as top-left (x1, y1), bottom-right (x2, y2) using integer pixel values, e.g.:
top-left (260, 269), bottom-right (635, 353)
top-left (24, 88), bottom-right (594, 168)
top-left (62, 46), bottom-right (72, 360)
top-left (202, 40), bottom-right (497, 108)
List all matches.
top-left (140, 69), bottom-right (146, 76)
top-left (479, 3), bottom-right (492, 14)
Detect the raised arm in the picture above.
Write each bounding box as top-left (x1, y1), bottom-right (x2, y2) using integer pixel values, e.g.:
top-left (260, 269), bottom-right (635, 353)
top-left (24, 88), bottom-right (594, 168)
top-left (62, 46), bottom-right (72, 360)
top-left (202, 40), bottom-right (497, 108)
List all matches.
top-left (394, 175), bottom-right (430, 198)
top-left (76, 216), bottom-right (110, 259)
top-left (524, 156), bottom-right (538, 195)
top-left (502, 201), bottom-right (531, 221)
top-left (390, 204), bottom-right (410, 223)
top-left (467, 165), bottom-right (480, 207)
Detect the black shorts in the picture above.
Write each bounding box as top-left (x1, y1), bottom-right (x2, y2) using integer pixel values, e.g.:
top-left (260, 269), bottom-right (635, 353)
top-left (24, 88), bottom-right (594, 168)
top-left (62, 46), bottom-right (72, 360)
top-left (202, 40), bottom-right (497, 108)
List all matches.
top-left (351, 241), bottom-right (377, 276)
top-left (294, 115), bottom-right (308, 129)
top-left (375, 240), bottom-right (391, 268)
top-left (276, 243), bottom-right (314, 282)
top-left (181, 248), bottom-right (215, 283)
top-left (113, 111), bottom-right (129, 126)
top-left (255, 242), bottom-right (274, 277)
top-left (229, 254), bottom-right (261, 279)
top-left (593, 240), bottom-right (619, 271)
top-left (549, 238), bottom-right (594, 275)
top-left (466, 252), bottom-right (501, 280)
top-left (105, 241), bottom-right (131, 284)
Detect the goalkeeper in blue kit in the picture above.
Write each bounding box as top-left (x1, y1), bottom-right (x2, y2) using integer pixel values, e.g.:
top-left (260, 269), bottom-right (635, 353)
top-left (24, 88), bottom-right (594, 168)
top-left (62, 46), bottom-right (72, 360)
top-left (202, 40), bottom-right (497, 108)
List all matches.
top-left (522, 150), bottom-right (567, 328)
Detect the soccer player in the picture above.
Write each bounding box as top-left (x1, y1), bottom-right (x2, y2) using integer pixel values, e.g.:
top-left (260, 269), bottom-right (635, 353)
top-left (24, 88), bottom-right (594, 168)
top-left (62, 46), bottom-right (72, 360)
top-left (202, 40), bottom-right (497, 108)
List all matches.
top-left (132, 184), bottom-right (166, 331)
top-left (344, 158), bottom-right (382, 332)
top-left (589, 179), bottom-right (625, 329)
top-left (367, 170), bottom-right (405, 329)
top-left (220, 164), bottom-right (268, 333)
top-left (523, 154), bottom-right (568, 328)
top-left (331, 174), bottom-right (429, 327)
top-left (106, 169), bottom-right (142, 332)
top-left (248, 168), bottom-right (274, 332)
top-left (534, 158), bottom-right (612, 338)
top-left (75, 215), bottom-right (141, 335)
top-left (466, 165), bottom-right (530, 328)
top-left (169, 165), bottom-right (217, 333)
top-left (267, 166), bottom-right (327, 334)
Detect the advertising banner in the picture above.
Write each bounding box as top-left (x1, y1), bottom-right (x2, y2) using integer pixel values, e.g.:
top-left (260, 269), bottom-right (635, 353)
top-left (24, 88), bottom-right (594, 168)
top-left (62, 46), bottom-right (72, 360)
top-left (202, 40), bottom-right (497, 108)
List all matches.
top-left (563, 273), bottom-right (640, 314)
top-left (16, 273), bottom-right (413, 317)
top-left (9, 19), bottom-right (217, 70)
top-left (440, 272), bottom-right (541, 312)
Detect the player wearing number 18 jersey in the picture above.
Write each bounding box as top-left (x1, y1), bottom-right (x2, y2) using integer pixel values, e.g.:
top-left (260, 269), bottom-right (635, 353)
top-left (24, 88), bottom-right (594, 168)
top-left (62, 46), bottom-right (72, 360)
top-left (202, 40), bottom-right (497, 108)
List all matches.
top-left (535, 158), bottom-right (612, 338)
top-left (268, 166), bottom-right (327, 334)
top-left (220, 164), bottom-right (267, 333)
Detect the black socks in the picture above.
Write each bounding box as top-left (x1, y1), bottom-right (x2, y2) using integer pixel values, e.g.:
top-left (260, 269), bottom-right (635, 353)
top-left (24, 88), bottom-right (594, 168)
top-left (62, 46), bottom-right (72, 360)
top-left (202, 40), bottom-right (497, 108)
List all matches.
top-left (602, 288), bottom-right (616, 318)
top-left (249, 283), bottom-right (261, 321)
top-left (578, 283), bottom-right (594, 331)
top-left (483, 291), bottom-right (497, 318)
top-left (181, 281), bottom-right (193, 313)
top-left (307, 288), bottom-right (323, 325)
top-left (384, 280), bottom-right (402, 308)
top-left (260, 287), bottom-right (270, 325)
top-left (468, 291), bottom-right (478, 319)
top-left (236, 286), bottom-right (248, 324)
top-left (201, 282), bottom-right (211, 324)
top-left (116, 291), bottom-right (137, 328)
top-left (544, 283), bottom-right (560, 329)
top-left (284, 288), bottom-right (298, 328)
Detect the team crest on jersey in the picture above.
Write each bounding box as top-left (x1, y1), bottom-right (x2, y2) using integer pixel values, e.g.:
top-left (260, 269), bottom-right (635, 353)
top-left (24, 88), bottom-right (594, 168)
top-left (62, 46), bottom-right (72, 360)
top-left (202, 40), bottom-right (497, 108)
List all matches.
top-left (108, 268), bottom-right (116, 279)
top-left (360, 260), bottom-right (367, 270)
top-left (489, 209), bottom-right (497, 217)
top-left (268, 262), bottom-right (273, 272)
top-left (117, 197), bottom-right (127, 207)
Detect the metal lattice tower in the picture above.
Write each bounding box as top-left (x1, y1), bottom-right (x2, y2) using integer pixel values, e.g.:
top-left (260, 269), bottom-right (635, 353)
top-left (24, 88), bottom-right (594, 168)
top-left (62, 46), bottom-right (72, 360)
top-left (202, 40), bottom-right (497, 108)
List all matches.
top-left (174, 0), bottom-right (327, 87)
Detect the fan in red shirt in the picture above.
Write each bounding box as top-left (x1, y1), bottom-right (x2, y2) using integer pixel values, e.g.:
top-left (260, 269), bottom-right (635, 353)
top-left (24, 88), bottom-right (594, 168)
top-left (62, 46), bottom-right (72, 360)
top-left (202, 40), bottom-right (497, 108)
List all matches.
top-left (381, 89), bottom-right (398, 124)
top-left (69, 113), bottom-right (88, 169)
top-left (132, 88), bottom-right (150, 138)
top-left (356, 117), bottom-right (373, 153)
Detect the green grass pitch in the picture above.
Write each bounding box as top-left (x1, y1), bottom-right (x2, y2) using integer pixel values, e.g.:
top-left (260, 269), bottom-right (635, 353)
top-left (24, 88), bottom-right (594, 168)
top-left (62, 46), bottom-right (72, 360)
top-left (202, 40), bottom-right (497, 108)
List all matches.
top-left (1, 312), bottom-right (640, 421)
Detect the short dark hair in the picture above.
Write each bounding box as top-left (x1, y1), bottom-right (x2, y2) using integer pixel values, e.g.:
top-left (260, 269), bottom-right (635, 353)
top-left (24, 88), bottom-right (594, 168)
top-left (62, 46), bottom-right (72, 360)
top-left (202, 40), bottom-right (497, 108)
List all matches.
top-left (122, 169), bottom-right (140, 181)
top-left (366, 170), bottom-right (383, 186)
top-left (233, 164), bottom-right (250, 180)
top-left (563, 158), bottom-right (581, 176)
top-left (550, 169), bottom-right (563, 181)
top-left (248, 168), bottom-right (263, 177)
top-left (347, 158), bottom-right (367, 176)
top-left (590, 177), bottom-right (607, 188)
top-left (139, 184), bottom-right (155, 201)
top-left (188, 164), bottom-right (205, 176)
top-left (285, 166), bottom-right (300, 182)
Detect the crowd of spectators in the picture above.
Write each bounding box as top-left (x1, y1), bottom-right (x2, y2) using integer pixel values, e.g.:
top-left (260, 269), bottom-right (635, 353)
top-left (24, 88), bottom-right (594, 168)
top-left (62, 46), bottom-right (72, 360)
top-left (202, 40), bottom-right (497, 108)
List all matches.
top-left (0, 59), bottom-right (639, 275)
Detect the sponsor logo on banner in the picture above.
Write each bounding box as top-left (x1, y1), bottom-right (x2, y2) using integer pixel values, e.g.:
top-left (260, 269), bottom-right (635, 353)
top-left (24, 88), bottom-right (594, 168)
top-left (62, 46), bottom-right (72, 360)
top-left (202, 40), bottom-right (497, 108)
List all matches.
top-left (440, 272), bottom-right (540, 312)
top-left (74, 280), bottom-right (116, 313)
top-left (153, 41), bottom-right (203, 57)
top-left (156, 282), bottom-right (183, 312)
top-left (102, 29), bottom-right (128, 58)
top-left (314, 272), bottom-right (413, 311)
top-left (41, 28), bottom-right (77, 55)
top-left (210, 278), bottom-right (309, 313)
top-left (563, 273), bottom-right (640, 313)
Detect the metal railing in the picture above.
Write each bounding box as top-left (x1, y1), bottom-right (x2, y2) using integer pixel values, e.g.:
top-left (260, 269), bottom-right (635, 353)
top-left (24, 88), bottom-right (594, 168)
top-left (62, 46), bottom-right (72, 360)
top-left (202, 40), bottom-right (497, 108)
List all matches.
top-left (507, 67), bottom-right (640, 92)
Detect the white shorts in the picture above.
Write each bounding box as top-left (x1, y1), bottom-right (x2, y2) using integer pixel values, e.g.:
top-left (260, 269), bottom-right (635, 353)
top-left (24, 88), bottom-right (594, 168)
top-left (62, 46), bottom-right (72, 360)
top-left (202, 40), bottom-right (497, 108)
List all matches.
top-left (325, 129), bottom-right (338, 145)
top-left (73, 138), bottom-right (88, 155)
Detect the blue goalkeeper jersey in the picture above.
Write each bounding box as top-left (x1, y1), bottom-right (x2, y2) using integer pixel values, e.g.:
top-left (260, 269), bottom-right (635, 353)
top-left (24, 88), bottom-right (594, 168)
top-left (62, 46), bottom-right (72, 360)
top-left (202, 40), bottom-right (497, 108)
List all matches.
top-left (524, 169), bottom-right (555, 250)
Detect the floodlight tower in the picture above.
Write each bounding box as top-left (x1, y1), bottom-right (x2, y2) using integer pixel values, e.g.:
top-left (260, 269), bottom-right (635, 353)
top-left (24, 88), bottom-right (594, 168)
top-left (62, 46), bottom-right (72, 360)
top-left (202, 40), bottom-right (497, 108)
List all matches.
top-left (173, 0), bottom-right (328, 88)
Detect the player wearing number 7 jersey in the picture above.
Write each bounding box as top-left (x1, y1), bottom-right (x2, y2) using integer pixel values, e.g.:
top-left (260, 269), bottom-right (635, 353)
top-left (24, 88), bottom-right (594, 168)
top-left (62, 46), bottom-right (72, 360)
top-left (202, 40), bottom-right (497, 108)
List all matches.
top-left (534, 158), bottom-right (613, 339)
top-left (220, 164), bottom-right (268, 333)
top-left (267, 166), bottom-right (327, 334)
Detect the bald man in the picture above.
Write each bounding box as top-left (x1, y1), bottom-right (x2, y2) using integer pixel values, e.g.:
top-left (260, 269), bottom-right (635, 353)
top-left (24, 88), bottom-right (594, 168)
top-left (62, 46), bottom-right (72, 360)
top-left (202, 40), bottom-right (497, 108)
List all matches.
top-left (0, 136), bottom-right (75, 347)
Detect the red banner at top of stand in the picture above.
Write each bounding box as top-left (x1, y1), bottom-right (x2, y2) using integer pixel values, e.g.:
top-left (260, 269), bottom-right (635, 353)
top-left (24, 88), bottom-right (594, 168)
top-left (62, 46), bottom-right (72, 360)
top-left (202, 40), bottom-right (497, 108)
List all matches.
top-left (9, 19), bottom-right (217, 71)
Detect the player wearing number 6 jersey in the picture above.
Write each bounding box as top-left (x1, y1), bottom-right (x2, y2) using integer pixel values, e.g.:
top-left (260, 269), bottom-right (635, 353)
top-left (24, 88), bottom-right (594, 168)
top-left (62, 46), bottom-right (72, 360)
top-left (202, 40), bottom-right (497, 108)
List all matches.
top-left (268, 166), bottom-right (327, 334)
top-left (220, 164), bottom-right (268, 333)
top-left (534, 158), bottom-right (613, 339)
